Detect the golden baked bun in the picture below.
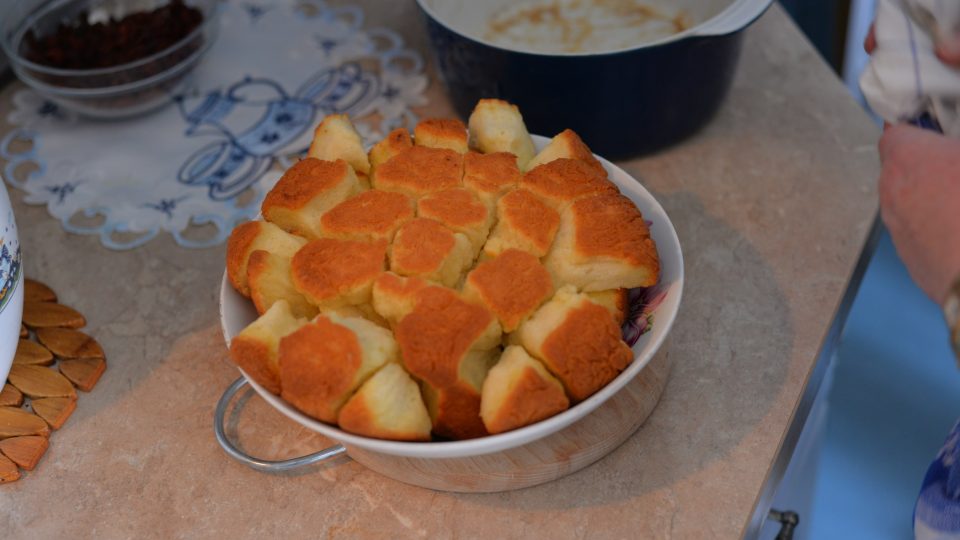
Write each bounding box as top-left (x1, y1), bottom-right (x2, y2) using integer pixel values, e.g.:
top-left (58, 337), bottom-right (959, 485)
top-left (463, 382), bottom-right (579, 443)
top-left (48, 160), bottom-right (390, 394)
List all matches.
top-left (417, 188), bottom-right (493, 255)
top-left (318, 190), bottom-right (415, 242)
top-left (279, 313), bottom-right (397, 423)
top-left (369, 127), bottom-right (412, 171)
top-left (247, 250), bottom-right (318, 319)
top-left (585, 288), bottom-right (629, 326)
top-left (462, 249), bottom-right (554, 333)
top-left (525, 129), bottom-right (605, 174)
top-left (515, 286), bottom-right (632, 402)
top-left (480, 345), bottom-right (569, 434)
top-left (414, 118), bottom-right (468, 154)
top-left (389, 218), bottom-right (473, 288)
top-left (421, 382), bottom-right (490, 441)
top-left (338, 363), bottom-right (432, 441)
top-left (321, 303), bottom-right (389, 329)
top-left (370, 272), bottom-right (429, 327)
top-left (395, 286), bottom-right (502, 439)
top-left (290, 237), bottom-right (388, 308)
top-left (482, 188), bottom-right (560, 259)
top-left (308, 114), bottom-right (371, 175)
top-left (261, 158), bottom-right (361, 238)
top-left (226, 220), bottom-right (307, 297)
top-left (462, 151), bottom-right (522, 209)
top-left (229, 300), bottom-right (307, 395)
top-left (373, 146), bottom-right (463, 198)
top-left (544, 192), bottom-right (659, 291)
top-left (467, 99), bottom-right (536, 169)
top-left (226, 102), bottom-right (666, 442)
top-left (520, 158), bottom-right (617, 210)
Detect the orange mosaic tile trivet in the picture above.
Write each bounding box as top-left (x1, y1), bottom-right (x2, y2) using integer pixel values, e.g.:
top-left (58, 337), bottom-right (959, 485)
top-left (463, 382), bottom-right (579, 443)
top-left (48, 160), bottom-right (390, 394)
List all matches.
top-left (0, 278), bottom-right (106, 482)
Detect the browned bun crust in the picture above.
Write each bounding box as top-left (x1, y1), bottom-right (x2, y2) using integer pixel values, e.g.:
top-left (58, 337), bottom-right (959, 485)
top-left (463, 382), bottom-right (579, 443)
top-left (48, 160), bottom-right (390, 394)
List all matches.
top-left (483, 188), bottom-right (560, 258)
top-left (373, 146), bottom-right (463, 197)
top-left (246, 250), bottom-right (317, 319)
top-left (290, 238), bottom-right (388, 306)
top-left (541, 300), bottom-right (632, 402)
top-left (226, 220), bottom-right (263, 295)
top-left (570, 193), bottom-right (659, 272)
top-left (427, 382), bottom-right (488, 440)
top-left (228, 301), bottom-right (306, 396)
top-left (261, 158), bottom-right (360, 238)
top-left (520, 158), bottom-right (617, 209)
top-left (487, 365), bottom-right (568, 434)
top-left (230, 335), bottom-right (279, 395)
top-left (337, 363), bottom-right (432, 442)
top-left (587, 288), bottom-right (630, 326)
top-left (417, 188), bottom-right (488, 230)
top-left (370, 272), bottom-right (430, 326)
top-left (278, 317), bottom-right (363, 423)
top-left (226, 220), bottom-right (306, 297)
top-left (395, 287), bottom-right (495, 388)
top-left (526, 129), bottom-right (606, 175)
top-left (462, 151), bottom-right (522, 202)
top-left (414, 118), bottom-right (468, 153)
top-left (390, 218), bottom-right (455, 276)
top-left (481, 347), bottom-right (569, 434)
top-left (262, 158), bottom-right (350, 211)
top-left (463, 249), bottom-right (553, 332)
top-left (369, 128), bottom-right (413, 170)
top-left (320, 190), bottom-right (415, 241)
top-left (389, 218), bottom-right (472, 287)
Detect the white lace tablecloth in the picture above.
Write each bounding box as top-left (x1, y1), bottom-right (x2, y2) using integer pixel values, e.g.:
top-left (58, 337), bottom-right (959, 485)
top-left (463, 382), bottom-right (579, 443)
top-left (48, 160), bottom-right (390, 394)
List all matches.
top-left (1, 0), bottom-right (427, 249)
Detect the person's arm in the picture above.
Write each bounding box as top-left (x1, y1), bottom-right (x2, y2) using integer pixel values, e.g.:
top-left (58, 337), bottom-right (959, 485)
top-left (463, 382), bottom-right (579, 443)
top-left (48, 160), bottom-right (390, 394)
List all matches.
top-left (868, 18), bottom-right (960, 358)
top-left (878, 125), bottom-right (960, 358)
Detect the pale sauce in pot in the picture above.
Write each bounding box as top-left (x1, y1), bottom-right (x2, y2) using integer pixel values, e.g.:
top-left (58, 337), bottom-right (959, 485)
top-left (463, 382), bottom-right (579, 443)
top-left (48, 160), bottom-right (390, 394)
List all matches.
top-left (485, 0), bottom-right (690, 54)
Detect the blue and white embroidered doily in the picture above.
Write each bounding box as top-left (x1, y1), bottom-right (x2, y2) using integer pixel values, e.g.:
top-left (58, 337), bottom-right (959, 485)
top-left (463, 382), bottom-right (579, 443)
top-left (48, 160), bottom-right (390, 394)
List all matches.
top-left (0, 0), bottom-right (427, 249)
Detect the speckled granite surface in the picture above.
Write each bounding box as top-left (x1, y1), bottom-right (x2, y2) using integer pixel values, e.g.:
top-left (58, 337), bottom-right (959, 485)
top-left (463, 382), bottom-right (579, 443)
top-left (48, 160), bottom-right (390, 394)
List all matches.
top-left (0, 4), bottom-right (879, 539)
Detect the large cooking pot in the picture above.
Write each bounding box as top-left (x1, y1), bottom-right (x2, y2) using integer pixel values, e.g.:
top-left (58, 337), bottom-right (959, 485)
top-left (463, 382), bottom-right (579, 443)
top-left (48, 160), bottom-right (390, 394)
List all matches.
top-left (215, 135), bottom-right (684, 492)
top-left (417, 0), bottom-right (772, 159)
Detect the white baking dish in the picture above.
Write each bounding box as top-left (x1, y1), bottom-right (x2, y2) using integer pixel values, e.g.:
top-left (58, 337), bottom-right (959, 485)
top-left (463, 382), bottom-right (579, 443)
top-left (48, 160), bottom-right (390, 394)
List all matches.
top-left (216, 135), bottom-right (684, 491)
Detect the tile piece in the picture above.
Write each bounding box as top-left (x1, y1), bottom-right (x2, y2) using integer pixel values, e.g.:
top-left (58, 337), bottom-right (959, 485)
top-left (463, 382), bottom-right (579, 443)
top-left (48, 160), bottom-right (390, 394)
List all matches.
top-left (0, 385), bottom-right (23, 408)
top-left (0, 453), bottom-right (20, 483)
top-left (13, 339), bottom-right (54, 366)
top-left (0, 436), bottom-right (49, 471)
top-left (36, 328), bottom-right (105, 359)
top-left (0, 407), bottom-right (50, 438)
top-left (22, 302), bottom-right (86, 329)
top-left (24, 279), bottom-right (57, 303)
top-left (31, 398), bottom-right (77, 430)
top-left (7, 365), bottom-right (77, 399)
top-left (59, 358), bottom-right (107, 392)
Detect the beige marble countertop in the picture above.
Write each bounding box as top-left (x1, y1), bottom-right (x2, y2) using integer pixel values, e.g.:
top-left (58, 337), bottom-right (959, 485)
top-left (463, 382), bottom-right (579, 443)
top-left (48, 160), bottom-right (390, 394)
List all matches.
top-left (0, 3), bottom-right (879, 539)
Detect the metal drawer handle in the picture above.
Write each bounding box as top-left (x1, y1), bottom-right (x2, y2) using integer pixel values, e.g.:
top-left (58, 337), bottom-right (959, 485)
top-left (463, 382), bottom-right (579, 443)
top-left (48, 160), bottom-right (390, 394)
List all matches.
top-left (214, 377), bottom-right (347, 472)
top-left (768, 509), bottom-right (799, 540)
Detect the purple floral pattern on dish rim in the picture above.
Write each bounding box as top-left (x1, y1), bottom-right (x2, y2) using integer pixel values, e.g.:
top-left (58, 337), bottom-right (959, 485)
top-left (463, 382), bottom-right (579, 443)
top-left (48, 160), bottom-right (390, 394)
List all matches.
top-left (621, 283), bottom-right (668, 347)
top-left (621, 219), bottom-right (666, 347)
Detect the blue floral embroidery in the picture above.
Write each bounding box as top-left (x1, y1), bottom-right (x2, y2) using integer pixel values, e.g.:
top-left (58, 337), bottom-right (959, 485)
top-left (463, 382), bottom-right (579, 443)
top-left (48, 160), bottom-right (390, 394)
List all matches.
top-left (175, 64), bottom-right (378, 201)
top-left (244, 3), bottom-right (269, 22)
top-left (37, 101), bottom-right (61, 118)
top-left (46, 182), bottom-right (77, 204)
top-left (0, 1), bottom-right (426, 250)
top-left (143, 196), bottom-right (189, 219)
top-left (315, 36), bottom-right (339, 54)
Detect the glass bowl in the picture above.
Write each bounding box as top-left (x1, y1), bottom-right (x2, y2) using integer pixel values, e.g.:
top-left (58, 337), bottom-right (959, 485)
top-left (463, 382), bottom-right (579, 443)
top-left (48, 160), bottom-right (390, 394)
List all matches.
top-left (0, 0), bottom-right (221, 119)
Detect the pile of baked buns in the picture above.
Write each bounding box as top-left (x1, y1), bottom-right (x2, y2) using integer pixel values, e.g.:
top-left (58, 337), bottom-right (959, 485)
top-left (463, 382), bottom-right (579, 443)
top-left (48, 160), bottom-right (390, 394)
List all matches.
top-left (226, 99), bottom-right (660, 442)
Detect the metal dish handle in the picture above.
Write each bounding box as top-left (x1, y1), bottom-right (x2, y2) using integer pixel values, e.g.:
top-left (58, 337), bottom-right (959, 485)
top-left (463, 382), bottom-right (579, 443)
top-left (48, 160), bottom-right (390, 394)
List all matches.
top-left (214, 377), bottom-right (347, 472)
